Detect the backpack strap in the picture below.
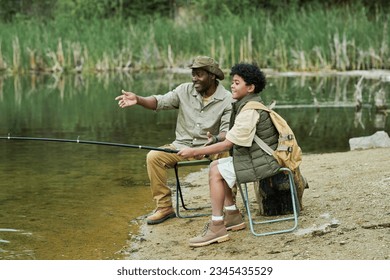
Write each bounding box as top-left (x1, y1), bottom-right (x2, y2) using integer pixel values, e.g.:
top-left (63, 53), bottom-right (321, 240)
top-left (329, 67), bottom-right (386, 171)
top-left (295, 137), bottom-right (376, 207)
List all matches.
top-left (243, 101), bottom-right (294, 154)
top-left (241, 101), bottom-right (270, 112)
top-left (242, 101), bottom-right (275, 155)
top-left (253, 134), bottom-right (274, 156)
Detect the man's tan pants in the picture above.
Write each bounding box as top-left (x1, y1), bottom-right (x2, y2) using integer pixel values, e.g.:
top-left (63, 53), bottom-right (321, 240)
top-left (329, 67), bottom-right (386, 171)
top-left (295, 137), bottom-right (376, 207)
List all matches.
top-left (146, 144), bottom-right (228, 209)
top-left (146, 144), bottom-right (184, 208)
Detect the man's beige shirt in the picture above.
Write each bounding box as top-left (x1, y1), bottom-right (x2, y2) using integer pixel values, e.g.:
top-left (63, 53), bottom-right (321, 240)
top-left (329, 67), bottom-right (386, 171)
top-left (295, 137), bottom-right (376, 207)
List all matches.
top-left (153, 82), bottom-right (232, 149)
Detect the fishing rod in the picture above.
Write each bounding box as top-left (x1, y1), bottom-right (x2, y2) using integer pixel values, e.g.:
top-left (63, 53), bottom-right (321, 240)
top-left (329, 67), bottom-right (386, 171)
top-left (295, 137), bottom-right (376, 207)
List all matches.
top-left (0, 134), bottom-right (179, 153)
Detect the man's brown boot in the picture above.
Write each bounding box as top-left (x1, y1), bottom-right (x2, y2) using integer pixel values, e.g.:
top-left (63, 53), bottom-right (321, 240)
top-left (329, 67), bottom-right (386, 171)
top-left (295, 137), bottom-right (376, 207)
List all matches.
top-left (189, 220), bottom-right (229, 247)
top-left (224, 209), bottom-right (246, 231)
top-left (146, 207), bottom-right (176, 225)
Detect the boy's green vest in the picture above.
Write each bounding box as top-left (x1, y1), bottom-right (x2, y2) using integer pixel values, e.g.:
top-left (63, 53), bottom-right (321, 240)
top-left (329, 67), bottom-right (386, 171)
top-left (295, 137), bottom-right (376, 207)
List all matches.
top-left (230, 94), bottom-right (281, 184)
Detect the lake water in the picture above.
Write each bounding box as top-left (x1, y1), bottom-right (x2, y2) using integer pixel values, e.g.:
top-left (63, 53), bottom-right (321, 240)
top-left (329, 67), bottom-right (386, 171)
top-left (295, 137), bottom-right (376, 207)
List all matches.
top-left (0, 71), bottom-right (389, 259)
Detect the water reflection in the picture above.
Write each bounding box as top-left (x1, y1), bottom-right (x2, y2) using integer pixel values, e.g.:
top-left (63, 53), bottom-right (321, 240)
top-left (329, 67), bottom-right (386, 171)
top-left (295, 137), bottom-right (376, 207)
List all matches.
top-left (0, 141), bottom-right (157, 259)
top-left (0, 71), bottom-right (389, 259)
top-left (1, 71), bottom-right (388, 148)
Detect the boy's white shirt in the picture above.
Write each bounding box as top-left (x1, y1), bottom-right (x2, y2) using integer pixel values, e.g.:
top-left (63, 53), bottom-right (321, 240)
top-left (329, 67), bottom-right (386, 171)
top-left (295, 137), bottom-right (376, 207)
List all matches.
top-left (225, 109), bottom-right (259, 147)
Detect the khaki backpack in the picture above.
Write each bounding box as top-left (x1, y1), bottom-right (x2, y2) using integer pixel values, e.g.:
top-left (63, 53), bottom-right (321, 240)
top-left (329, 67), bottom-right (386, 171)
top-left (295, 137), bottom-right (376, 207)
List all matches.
top-left (242, 101), bottom-right (302, 171)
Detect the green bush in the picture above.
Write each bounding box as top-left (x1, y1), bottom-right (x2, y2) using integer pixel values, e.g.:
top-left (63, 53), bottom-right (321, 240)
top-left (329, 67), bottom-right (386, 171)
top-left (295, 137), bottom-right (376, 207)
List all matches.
top-left (0, 1), bottom-right (388, 73)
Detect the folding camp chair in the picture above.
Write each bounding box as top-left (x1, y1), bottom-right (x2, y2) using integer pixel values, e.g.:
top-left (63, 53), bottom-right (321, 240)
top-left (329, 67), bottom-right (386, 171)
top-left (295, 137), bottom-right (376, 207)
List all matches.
top-left (173, 159), bottom-right (212, 218)
top-left (238, 167), bottom-right (300, 236)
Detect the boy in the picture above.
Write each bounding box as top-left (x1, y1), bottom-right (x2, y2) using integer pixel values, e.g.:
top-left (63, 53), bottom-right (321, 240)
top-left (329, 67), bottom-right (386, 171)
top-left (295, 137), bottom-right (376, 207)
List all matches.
top-left (178, 63), bottom-right (281, 247)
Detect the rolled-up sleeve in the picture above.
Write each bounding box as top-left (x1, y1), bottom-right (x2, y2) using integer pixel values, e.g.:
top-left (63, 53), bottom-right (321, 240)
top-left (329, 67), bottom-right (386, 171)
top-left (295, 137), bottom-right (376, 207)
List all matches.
top-left (226, 109), bottom-right (259, 147)
top-left (153, 86), bottom-right (182, 110)
top-left (150, 82), bottom-right (233, 149)
top-left (219, 104), bottom-right (232, 133)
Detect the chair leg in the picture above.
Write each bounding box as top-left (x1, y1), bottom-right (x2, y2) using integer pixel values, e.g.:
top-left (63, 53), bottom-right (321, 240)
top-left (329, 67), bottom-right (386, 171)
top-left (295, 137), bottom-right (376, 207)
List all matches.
top-left (239, 168), bottom-right (299, 236)
top-left (281, 167), bottom-right (301, 215)
top-left (174, 165), bottom-right (209, 218)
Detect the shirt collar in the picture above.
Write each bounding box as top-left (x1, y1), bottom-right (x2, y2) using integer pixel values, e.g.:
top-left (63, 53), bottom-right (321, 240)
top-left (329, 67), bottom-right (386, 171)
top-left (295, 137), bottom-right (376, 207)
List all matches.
top-left (191, 82), bottom-right (228, 101)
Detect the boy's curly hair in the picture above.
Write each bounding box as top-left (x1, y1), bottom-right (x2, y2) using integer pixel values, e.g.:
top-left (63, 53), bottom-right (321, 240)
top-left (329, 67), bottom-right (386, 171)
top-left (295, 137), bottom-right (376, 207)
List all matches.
top-left (229, 63), bottom-right (266, 93)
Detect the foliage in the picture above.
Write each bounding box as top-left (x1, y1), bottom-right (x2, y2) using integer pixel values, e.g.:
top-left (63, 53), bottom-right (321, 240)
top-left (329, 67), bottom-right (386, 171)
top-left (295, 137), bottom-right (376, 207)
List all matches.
top-left (0, 0), bottom-right (389, 73)
top-left (0, 0), bottom-right (389, 22)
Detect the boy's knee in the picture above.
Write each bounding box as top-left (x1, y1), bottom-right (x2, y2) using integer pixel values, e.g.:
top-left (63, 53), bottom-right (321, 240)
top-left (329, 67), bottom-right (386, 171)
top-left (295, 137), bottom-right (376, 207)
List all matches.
top-left (209, 161), bottom-right (221, 177)
top-left (210, 160), bottom-right (218, 169)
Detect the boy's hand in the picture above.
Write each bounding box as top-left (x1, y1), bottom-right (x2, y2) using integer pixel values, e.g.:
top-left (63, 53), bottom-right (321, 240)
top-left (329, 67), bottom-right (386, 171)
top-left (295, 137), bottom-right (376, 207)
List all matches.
top-left (204, 131), bottom-right (218, 146)
top-left (177, 147), bottom-right (195, 159)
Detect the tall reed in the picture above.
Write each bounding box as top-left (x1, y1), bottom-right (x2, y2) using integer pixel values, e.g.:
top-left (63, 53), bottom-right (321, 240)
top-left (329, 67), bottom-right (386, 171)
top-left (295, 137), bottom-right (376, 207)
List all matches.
top-left (0, 41), bottom-right (7, 71)
top-left (0, 4), bottom-right (388, 73)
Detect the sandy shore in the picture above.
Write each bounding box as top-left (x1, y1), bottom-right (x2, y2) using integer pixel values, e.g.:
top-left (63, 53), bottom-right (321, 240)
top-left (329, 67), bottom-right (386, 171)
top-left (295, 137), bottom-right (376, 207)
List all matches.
top-left (122, 147), bottom-right (390, 260)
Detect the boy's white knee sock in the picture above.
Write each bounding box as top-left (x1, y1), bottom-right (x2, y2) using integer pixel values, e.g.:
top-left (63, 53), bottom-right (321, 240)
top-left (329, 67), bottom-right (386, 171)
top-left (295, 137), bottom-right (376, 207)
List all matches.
top-left (224, 205), bottom-right (237, 211)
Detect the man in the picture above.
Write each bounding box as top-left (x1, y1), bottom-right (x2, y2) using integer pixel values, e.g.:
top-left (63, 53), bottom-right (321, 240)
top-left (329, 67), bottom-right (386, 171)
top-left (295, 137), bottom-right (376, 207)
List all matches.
top-left (115, 56), bottom-right (232, 225)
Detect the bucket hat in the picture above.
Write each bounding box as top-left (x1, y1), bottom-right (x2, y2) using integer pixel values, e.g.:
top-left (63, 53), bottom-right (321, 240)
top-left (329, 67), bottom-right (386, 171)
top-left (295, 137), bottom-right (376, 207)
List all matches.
top-left (189, 56), bottom-right (224, 80)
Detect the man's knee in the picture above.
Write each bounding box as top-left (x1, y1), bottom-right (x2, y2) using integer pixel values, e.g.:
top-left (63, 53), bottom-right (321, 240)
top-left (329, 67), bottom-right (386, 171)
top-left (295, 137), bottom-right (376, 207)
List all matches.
top-left (146, 150), bottom-right (161, 165)
top-left (146, 149), bottom-right (179, 169)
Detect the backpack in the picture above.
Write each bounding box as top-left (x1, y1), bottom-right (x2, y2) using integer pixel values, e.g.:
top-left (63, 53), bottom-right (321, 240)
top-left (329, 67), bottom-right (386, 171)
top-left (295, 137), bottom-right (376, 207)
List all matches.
top-left (242, 101), bottom-right (302, 171)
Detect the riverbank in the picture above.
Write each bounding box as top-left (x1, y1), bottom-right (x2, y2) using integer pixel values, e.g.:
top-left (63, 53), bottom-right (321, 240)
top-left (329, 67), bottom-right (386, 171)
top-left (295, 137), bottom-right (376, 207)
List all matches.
top-left (122, 147), bottom-right (390, 260)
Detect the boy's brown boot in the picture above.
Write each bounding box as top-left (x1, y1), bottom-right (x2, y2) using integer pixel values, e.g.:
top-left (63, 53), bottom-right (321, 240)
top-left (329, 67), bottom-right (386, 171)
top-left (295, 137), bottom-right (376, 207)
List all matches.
top-left (189, 220), bottom-right (230, 247)
top-left (224, 209), bottom-right (246, 231)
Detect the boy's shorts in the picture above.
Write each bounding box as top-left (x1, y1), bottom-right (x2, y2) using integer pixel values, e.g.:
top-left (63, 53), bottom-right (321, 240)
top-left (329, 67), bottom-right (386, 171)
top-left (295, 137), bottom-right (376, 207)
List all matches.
top-left (217, 156), bottom-right (236, 188)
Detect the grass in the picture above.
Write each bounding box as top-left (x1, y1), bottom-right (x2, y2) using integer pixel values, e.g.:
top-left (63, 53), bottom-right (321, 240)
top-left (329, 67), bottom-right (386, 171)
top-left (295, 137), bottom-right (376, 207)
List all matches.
top-left (0, 4), bottom-right (388, 74)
